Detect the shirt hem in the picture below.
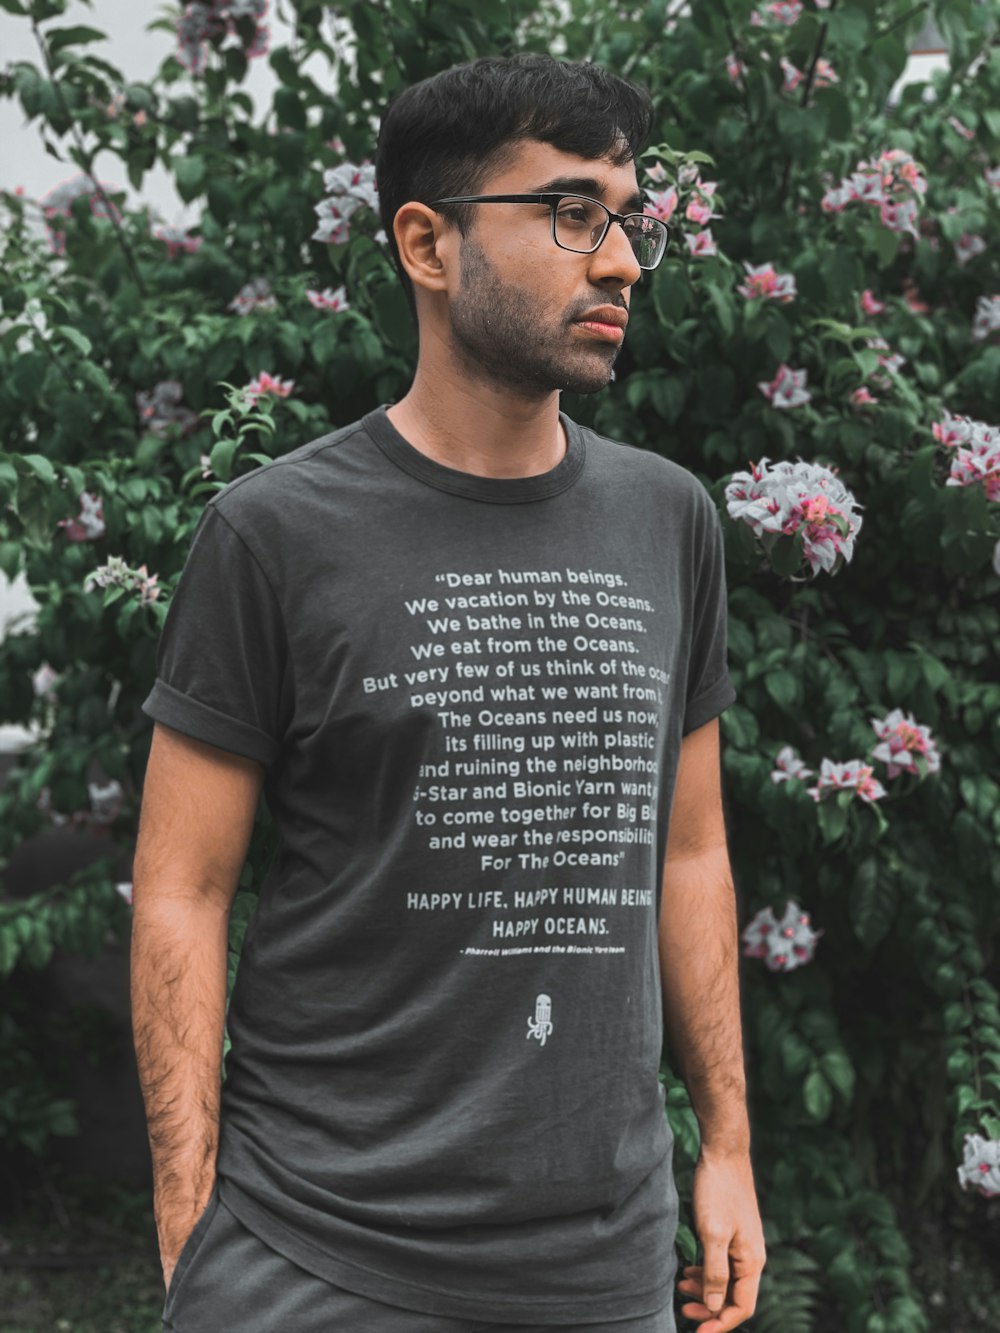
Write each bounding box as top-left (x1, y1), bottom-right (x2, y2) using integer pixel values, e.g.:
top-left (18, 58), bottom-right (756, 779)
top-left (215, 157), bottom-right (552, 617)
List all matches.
top-left (217, 1176), bottom-right (675, 1324)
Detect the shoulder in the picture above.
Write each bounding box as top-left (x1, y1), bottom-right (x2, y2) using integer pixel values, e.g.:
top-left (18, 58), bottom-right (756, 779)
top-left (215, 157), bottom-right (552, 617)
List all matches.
top-left (576, 419), bottom-right (719, 518)
top-left (205, 417), bottom-right (370, 530)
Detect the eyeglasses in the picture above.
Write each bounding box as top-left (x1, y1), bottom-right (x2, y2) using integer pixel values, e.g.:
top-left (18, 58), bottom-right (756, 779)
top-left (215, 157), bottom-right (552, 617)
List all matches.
top-left (426, 193), bottom-right (670, 270)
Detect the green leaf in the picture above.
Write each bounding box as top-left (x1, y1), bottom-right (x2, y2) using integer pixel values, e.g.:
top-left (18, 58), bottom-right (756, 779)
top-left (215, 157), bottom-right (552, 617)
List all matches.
top-left (803, 1069), bottom-right (832, 1120)
top-left (19, 453), bottom-right (56, 484)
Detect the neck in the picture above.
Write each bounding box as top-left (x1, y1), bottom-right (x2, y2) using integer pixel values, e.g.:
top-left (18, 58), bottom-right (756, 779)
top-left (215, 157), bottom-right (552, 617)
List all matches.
top-left (385, 373), bottom-right (567, 480)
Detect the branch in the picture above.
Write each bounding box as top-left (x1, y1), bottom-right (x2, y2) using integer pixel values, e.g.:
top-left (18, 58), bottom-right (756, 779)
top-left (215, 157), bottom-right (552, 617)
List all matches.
top-left (30, 18), bottom-right (148, 299)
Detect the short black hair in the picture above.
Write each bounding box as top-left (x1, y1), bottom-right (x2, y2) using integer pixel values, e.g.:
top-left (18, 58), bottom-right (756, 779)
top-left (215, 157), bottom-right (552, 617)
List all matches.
top-left (375, 52), bottom-right (654, 327)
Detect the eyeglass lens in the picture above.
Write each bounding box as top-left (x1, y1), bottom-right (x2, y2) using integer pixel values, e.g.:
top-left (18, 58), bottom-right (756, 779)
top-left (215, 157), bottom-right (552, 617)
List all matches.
top-left (554, 196), bottom-right (666, 267)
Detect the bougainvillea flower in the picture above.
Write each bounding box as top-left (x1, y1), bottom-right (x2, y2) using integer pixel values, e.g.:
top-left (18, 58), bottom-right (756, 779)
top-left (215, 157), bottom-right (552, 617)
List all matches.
top-left (32, 664), bottom-right (60, 698)
top-left (136, 381), bottom-right (199, 438)
top-left (58, 492), bottom-right (105, 542)
top-left (806, 758), bottom-right (886, 804)
top-left (781, 57), bottom-right (804, 93)
top-left (757, 363), bottom-right (811, 407)
top-left (869, 708), bottom-right (942, 779)
top-left (851, 387), bottom-right (878, 407)
top-left (944, 435), bottom-right (1000, 501)
top-left (228, 277), bottom-right (278, 315)
top-left (725, 456), bottom-right (863, 576)
top-left (645, 185), bottom-right (679, 224)
top-left (151, 221), bottom-right (202, 259)
top-left (737, 262), bottom-right (797, 302)
top-left (84, 555), bottom-right (160, 606)
top-left (957, 1134), bottom-right (1000, 1198)
top-left (725, 51), bottom-right (748, 83)
top-left (176, 0), bottom-right (270, 76)
top-left (307, 285), bottom-right (351, 312)
top-left (971, 294), bottom-right (1000, 342)
top-left (742, 901), bottom-right (823, 972)
top-left (955, 233), bottom-right (987, 265)
top-left (770, 745), bottom-right (814, 784)
top-left (860, 289), bottom-right (887, 316)
top-left (932, 409), bottom-right (998, 449)
top-left (246, 370), bottom-right (294, 403)
top-left (683, 229), bottom-right (718, 257)
top-left (766, 1), bottom-right (803, 23)
top-left (812, 57), bottom-right (839, 88)
top-left (312, 162), bottom-right (378, 245)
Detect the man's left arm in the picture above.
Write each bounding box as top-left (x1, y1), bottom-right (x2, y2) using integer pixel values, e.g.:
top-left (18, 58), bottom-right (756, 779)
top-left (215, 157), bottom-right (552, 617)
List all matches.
top-left (659, 715), bottom-right (767, 1331)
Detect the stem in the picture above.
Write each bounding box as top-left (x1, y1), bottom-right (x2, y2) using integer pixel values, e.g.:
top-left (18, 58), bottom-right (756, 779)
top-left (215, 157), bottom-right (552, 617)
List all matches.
top-left (775, 0), bottom-right (839, 207)
top-left (30, 18), bottom-right (148, 298)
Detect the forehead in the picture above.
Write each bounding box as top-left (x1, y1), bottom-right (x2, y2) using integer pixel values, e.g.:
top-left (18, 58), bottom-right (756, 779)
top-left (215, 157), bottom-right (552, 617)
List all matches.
top-left (484, 139), bottom-right (643, 210)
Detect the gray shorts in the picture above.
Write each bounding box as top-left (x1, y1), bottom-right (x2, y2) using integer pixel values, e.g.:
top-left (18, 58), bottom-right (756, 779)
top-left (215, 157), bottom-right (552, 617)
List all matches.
top-left (162, 1181), bottom-right (676, 1332)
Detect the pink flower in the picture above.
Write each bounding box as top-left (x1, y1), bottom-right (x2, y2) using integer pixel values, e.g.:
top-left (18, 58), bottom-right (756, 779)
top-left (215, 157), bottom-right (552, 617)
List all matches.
top-left (742, 901), bottom-right (822, 972)
top-left (725, 51), bottom-right (748, 83)
top-left (955, 233), bottom-right (986, 266)
top-left (813, 57), bottom-right (839, 89)
top-left (685, 182), bottom-right (721, 225)
top-left (306, 285), bottom-right (350, 312)
top-left (851, 386), bottom-right (878, 407)
top-left (781, 57), bottom-right (804, 93)
top-left (806, 758), bottom-right (886, 804)
top-left (957, 1135), bottom-right (1000, 1198)
top-left (770, 745), bottom-right (813, 784)
top-left (737, 262), bottom-right (797, 303)
top-left (860, 289), bottom-right (886, 316)
top-left (870, 708), bottom-right (941, 779)
top-left (58, 491), bottom-right (105, 542)
top-left (767, 1), bottom-right (803, 23)
top-left (684, 229), bottom-right (717, 257)
top-left (246, 370), bottom-right (294, 404)
top-left (947, 115), bottom-right (975, 141)
top-left (645, 185), bottom-right (679, 224)
top-left (971, 294), bottom-right (1000, 342)
top-left (757, 363), bottom-right (811, 408)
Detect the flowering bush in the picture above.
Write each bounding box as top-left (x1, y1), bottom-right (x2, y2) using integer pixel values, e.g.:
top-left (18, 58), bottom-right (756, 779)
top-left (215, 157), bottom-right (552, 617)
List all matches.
top-left (1, 0), bottom-right (998, 1327)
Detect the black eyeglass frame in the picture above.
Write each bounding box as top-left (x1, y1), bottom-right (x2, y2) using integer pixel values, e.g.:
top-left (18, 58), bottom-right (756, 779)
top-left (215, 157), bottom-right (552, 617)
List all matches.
top-left (425, 193), bottom-right (670, 270)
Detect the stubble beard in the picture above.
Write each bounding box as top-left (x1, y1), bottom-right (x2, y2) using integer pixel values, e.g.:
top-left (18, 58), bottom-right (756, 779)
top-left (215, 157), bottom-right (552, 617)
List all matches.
top-left (446, 236), bottom-right (619, 399)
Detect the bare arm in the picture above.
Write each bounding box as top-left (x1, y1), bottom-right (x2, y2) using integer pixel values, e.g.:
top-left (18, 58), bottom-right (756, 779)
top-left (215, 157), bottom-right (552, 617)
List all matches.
top-left (130, 721), bottom-right (264, 1286)
top-left (658, 717), bottom-right (750, 1156)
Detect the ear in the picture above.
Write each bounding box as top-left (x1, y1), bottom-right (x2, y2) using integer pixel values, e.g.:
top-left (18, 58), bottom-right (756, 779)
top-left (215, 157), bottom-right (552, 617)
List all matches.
top-left (392, 202), bottom-right (454, 297)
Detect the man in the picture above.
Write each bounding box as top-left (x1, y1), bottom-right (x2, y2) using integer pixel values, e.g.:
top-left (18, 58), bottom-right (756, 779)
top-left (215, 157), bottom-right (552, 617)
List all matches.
top-left (132, 50), bottom-right (766, 1333)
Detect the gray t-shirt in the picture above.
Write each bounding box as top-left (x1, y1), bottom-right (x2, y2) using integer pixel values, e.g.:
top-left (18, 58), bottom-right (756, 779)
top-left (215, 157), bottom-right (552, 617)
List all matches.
top-left (140, 403), bottom-right (736, 1325)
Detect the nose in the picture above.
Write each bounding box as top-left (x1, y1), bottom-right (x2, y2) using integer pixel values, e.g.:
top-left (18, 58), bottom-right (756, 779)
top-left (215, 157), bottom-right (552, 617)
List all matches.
top-left (590, 218), bottom-right (643, 284)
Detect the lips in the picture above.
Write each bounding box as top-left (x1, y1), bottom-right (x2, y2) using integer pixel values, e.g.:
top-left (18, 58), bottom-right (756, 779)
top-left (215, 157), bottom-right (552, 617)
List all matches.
top-left (576, 307), bottom-right (628, 329)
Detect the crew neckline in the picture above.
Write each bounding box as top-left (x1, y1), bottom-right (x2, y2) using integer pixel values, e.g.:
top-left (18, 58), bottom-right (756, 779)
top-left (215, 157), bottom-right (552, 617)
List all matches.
top-left (361, 403), bottom-right (586, 504)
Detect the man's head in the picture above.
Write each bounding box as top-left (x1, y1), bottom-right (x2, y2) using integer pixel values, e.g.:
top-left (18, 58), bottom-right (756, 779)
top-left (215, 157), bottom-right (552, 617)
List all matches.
top-left (375, 53), bottom-right (654, 400)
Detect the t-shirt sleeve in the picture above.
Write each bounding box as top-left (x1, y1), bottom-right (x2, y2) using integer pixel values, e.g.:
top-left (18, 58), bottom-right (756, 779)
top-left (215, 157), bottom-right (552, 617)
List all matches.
top-left (141, 503), bottom-right (291, 768)
top-left (682, 490), bottom-right (737, 737)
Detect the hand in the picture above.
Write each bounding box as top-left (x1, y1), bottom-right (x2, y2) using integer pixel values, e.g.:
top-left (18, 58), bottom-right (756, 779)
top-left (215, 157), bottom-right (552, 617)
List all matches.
top-left (675, 1151), bottom-right (767, 1330)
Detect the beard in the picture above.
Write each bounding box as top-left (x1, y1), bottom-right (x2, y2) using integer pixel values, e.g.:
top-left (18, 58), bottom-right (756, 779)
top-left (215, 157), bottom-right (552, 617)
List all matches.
top-left (445, 235), bottom-right (621, 399)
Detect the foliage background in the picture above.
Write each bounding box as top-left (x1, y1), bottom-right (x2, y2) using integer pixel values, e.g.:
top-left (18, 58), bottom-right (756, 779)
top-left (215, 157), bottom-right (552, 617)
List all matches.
top-left (0, 0), bottom-right (999, 1329)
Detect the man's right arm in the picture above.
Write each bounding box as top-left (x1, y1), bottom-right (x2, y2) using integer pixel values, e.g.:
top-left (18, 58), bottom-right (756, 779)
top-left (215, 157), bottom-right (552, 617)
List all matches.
top-left (130, 721), bottom-right (265, 1289)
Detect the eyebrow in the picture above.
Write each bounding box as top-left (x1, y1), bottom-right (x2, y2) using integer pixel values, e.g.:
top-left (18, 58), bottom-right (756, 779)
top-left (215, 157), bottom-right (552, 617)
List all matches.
top-left (526, 175), bottom-right (646, 214)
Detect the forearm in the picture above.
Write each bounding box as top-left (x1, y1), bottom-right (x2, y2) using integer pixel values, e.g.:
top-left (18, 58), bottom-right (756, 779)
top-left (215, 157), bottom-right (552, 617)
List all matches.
top-left (658, 844), bottom-right (751, 1158)
top-left (130, 895), bottom-right (229, 1258)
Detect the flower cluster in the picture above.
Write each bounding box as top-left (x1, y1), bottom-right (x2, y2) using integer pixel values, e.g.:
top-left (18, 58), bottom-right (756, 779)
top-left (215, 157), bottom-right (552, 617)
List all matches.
top-left (306, 284), bottom-right (350, 312)
top-left (246, 370), bottom-right (294, 405)
top-left (771, 708), bottom-right (941, 800)
top-left (228, 277), bottom-right (279, 315)
top-left (642, 159), bottom-right (724, 259)
top-left (971, 293), bottom-right (1000, 343)
top-left (151, 221), bottom-right (203, 259)
top-left (932, 409), bottom-right (1000, 501)
top-left (725, 456), bottom-right (864, 577)
top-left (821, 148), bottom-right (928, 239)
top-left (957, 1134), bottom-right (1000, 1198)
top-left (741, 900), bottom-right (823, 972)
top-left (176, 0), bottom-right (270, 76)
top-left (312, 163), bottom-right (381, 247)
top-left (757, 363), bottom-right (810, 408)
top-left (84, 555), bottom-right (161, 607)
top-left (737, 262), bottom-right (797, 303)
top-left (57, 491), bottom-right (105, 542)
